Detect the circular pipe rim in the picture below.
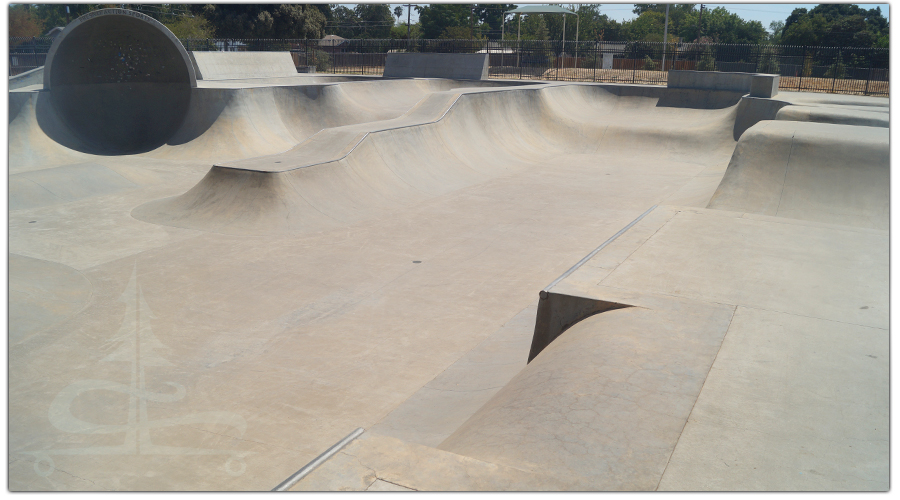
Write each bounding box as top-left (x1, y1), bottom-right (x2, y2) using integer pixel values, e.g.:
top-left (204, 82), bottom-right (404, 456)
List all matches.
top-left (42, 8), bottom-right (197, 91)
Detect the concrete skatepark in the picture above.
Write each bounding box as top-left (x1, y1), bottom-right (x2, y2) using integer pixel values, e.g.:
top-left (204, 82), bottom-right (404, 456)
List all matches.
top-left (8, 9), bottom-right (889, 491)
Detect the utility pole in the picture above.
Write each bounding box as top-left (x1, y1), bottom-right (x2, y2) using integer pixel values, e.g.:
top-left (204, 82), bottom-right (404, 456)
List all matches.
top-left (697, 4), bottom-right (705, 41)
top-left (662, 4), bottom-right (669, 70)
top-left (403, 4), bottom-right (414, 50)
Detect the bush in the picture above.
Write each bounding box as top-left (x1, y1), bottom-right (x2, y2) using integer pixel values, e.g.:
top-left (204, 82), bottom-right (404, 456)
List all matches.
top-left (582, 53), bottom-right (600, 69)
top-left (824, 51), bottom-right (846, 79)
top-left (757, 47), bottom-right (780, 74)
top-left (697, 45), bottom-right (716, 71)
top-left (643, 55), bottom-right (659, 71)
top-left (308, 49), bottom-right (332, 72)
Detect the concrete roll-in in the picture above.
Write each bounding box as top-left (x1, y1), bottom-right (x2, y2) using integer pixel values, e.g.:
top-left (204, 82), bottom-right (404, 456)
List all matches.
top-left (707, 120), bottom-right (889, 229)
top-left (43, 8), bottom-right (196, 154)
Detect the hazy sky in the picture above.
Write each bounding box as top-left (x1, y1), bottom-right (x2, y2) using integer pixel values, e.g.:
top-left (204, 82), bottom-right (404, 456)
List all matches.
top-left (384, 3), bottom-right (890, 32)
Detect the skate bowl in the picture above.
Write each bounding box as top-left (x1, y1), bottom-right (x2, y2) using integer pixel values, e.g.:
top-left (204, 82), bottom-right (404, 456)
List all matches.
top-left (7, 13), bottom-right (890, 493)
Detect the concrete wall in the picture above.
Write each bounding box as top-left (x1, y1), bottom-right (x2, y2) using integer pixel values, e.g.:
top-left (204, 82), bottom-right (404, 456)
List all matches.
top-left (190, 51), bottom-right (299, 80)
top-left (9, 66), bottom-right (44, 90)
top-left (668, 70), bottom-right (779, 98)
top-left (384, 53), bottom-right (489, 80)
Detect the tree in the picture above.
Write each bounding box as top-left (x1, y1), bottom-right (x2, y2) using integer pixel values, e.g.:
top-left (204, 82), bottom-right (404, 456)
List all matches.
top-left (780, 4), bottom-right (889, 48)
top-left (353, 4), bottom-right (393, 38)
top-left (520, 14), bottom-right (549, 41)
top-left (768, 20), bottom-right (785, 44)
top-left (31, 4), bottom-right (111, 31)
top-left (10, 5), bottom-right (45, 38)
top-left (757, 45), bottom-right (780, 73)
top-left (164, 14), bottom-right (216, 39)
top-left (697, 45), bottom-right (716, 71)
top-left (631, 4), bottom-right (699, 41)
top-left (391, 23), bottom-right (421, 40)
top-left (473, 4), bottom-right (517, 39)
top-left (328, 5), bottom-right (358, 38)
top-left (781, 13), bottom-right (829, 46)
top-left (623, 11), bottom-right (666, 41)
top-left (196, 4), bottom-right (326, 39)
top-left (416, 4), bottom-right (472, 39)
top-left (693, 7), bottom-right (766, 44)
top-left (394, 5), bottom-right (403, 24)
top-left (572, 5), bottom-right (625, 42)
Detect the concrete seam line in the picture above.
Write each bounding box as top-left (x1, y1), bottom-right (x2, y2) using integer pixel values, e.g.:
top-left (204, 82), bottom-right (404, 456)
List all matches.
top-left (272, 427), bottom-right (365, 492)
top-left (541, 205), bottom-right (658, 295)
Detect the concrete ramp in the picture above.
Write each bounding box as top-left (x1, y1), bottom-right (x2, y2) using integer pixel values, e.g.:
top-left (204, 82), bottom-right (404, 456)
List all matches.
top-left (133, 84), bottom-right (742, 235)
top-left (8, 79), bottom-right (527, 170)
top-left (9, 162), bottom-right (137, 210)
top-left (190, 51), bottom-right (298, 80)
top-left (9, 66), bottom-right (43, 90)
top-left (775, 103), bottom-right (889, 127)
top-left (707, 120), bottom-right (889, 229)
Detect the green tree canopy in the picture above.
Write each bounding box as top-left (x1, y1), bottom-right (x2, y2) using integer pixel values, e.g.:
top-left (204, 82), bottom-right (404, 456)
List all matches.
top-left (351, 4), bottom-right (394, 38)
top-left (416, 4), bottom-right (473, 39)
top-left (519, 13), bottom-right (550, 40)
top-left (699, 7), bottom-right (767, 44)
top-left (781, 4), bottom-right (889, 47)
top-left (10, 5), bottom-right (45, 37)
top-left (473, 4), bottom-right (516, 39)
top-left (195, 4), bottom-right (326, 39)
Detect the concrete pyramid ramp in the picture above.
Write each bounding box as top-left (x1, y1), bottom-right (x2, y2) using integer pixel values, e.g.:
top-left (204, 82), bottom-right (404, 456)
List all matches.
top-left (707, 120), bottom-right (889, 229)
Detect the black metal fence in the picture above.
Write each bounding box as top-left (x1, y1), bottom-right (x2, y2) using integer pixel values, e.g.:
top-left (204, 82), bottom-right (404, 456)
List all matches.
top-left (11, 36), bottom-right (889, 96)
top-left (9, 37), bottom-right (54, 76)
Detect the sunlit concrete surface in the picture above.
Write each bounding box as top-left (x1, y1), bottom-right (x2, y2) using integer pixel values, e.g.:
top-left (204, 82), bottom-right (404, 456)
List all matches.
top-left (8, 9), bottom-right (889, 492)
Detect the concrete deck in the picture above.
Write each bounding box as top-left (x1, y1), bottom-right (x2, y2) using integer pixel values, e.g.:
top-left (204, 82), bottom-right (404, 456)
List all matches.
top-left (7, 23), bottom-right (890, 491)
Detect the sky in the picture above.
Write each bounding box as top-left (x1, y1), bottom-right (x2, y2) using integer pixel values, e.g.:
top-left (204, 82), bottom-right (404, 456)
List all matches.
top-left (380, 3), bottom-right (890, 33)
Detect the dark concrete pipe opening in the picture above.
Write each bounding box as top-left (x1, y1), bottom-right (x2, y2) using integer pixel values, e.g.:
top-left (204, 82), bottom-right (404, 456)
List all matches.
top-left (44, 9), bottom-right (196, 154)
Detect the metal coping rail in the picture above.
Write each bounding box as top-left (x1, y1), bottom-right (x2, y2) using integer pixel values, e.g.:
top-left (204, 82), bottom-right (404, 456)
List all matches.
top-left (272, 427), bottom-right (365, 491)
top-left (541, 205), bottom-right (658, 296)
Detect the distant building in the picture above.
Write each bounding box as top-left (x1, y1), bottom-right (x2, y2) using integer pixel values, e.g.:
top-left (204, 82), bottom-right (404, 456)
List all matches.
top-left (214, 40), bottom-right (247, 52)
top-left (319, 35), bottom-right (348, 53)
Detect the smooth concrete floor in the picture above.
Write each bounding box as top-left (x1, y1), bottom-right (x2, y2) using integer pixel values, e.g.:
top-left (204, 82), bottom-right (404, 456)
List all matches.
top-left (7, 79), bottom-right (889, 491)
top-left (9, 152), bottom-right (724, 490)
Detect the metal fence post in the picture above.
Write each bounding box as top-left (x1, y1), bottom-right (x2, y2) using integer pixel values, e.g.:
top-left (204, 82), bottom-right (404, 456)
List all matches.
top-left (631, 43), bottom-right (636, 84)
top-left (864, 65), bottom-right (871, 96)
top-left (831, 47), bottom-right (840, 93)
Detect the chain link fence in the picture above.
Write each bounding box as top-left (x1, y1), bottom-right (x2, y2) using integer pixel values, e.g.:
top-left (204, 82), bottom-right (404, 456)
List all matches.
top-left (11, 37), bottom-right (889, 96)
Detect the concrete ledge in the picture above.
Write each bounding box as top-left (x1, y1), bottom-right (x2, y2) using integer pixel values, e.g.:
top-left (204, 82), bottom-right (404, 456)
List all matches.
top-left (9, 66), bottom-right (44, 90)
top-left (191, 51), bottom-right (298, 80)
top-left (668, 70), bottom-right (779, 98)
top-left (384, 53), bottom-right (489, 80)
top-left (750, 74), bottom-right (779, 98)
